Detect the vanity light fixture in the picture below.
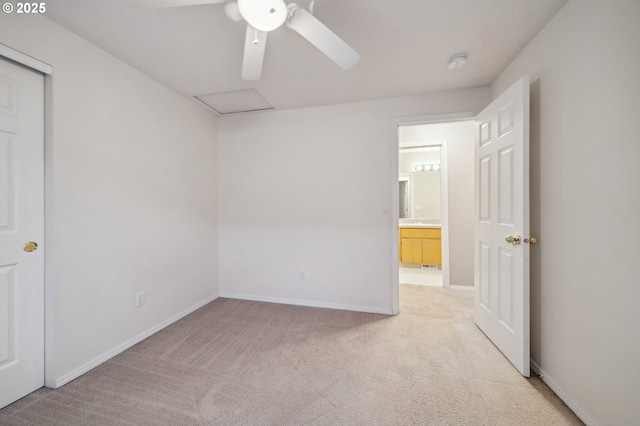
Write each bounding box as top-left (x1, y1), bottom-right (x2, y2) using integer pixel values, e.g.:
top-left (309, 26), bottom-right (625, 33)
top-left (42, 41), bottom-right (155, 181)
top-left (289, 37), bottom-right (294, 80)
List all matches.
top-left (414, 163), bottom-right (440, 172)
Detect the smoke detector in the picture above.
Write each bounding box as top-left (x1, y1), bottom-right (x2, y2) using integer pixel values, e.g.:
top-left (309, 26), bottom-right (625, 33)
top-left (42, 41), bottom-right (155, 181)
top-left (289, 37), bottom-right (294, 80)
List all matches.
top-left (448, 54), bottom-right (468, 70)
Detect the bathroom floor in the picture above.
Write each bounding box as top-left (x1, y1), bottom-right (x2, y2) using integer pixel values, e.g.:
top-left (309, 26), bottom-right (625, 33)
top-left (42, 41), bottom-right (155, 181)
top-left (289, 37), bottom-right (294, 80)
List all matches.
top-left (399, 265), bottom-right (442, 286)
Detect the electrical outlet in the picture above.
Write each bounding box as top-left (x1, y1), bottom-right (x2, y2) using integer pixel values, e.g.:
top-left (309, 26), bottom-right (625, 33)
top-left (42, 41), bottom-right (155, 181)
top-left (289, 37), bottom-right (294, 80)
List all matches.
top-left (299, 270), bottom-right (306, 280)
top-left (136, 291), bottom-right (145, 307)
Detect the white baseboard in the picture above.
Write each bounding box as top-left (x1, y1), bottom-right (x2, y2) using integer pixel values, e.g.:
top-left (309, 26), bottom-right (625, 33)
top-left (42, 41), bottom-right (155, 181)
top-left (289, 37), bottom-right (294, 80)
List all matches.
top-left (52, 293), bottom-right (219, 388)
top-left (449, 285), bottom-right (474, 291)
top-left (219, 292), bottom-right (393, 315)
top-left (530, 360), bottom-right (598, 426)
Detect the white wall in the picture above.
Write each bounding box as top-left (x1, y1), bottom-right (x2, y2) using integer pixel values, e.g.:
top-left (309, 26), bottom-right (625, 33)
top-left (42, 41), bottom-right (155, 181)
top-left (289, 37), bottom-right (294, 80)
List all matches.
top-left (492, 1), bottom-right (640, 424)
top-left (399, 149), bottom-right (441, 173)
top-left (218, 88), bottom-right (488, 310)
top-left (399, 121), bottom-right (475, 286)
top-left (0, 15), bottom-right (219, 386)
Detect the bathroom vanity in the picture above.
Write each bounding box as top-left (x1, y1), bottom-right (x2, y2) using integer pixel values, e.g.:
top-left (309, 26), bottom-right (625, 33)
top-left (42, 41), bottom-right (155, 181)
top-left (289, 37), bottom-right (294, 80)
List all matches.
top-left (399, 224), bottom-right (441, 266)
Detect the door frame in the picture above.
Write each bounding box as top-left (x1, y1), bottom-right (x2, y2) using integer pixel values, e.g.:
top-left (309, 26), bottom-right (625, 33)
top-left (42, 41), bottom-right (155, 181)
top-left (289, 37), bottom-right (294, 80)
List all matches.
top-left (398, 175), bottom-right (411, 219)
top-left (391, 112), bottom-right (474, 315)
top-left (0, 44), bottom-right (54, 387)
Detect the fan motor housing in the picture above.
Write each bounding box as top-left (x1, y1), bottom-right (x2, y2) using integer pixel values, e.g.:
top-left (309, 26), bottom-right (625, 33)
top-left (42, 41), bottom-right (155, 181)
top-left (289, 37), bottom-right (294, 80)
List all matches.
top-left (237, 0), bottom-right (288, 32)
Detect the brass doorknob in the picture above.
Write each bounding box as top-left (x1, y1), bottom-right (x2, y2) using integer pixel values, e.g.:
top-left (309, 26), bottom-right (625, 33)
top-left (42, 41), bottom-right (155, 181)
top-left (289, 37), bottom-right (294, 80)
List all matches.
top-left (24, 242), bottom-right (38, 252)
top-left (524, 236), bottom-right (538, 245)
top-left (505, 235), bottom-right (521, 246)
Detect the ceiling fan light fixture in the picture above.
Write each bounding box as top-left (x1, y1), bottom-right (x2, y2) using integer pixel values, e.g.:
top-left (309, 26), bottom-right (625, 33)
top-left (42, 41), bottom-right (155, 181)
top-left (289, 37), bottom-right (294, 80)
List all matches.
top-left (237, 0), bottom-right (288, 32)
top-left (448, 53), bottom-right (468, 70)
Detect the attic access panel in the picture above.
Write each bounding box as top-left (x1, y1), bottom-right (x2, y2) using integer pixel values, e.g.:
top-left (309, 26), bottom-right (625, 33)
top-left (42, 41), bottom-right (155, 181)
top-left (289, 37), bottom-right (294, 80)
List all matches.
top-left (195, 89), bottom-right (274, 115)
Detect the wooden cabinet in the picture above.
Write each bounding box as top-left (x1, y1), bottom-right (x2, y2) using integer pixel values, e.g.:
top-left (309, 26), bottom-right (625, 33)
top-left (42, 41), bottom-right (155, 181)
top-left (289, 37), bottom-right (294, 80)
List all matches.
top-left (400, 227), bottom-right (441, 265)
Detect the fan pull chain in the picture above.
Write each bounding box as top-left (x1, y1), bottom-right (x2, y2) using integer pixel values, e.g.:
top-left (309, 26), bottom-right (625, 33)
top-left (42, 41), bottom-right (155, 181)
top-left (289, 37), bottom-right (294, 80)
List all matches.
top-left (253, 27), bottom-right (259, 45)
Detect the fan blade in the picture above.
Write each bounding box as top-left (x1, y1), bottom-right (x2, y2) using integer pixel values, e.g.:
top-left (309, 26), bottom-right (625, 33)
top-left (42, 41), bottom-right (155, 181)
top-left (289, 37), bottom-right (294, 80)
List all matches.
top-left (286, 6), bottom-right (359, 69)
top-left (133, 0), bottom-right (227, 9)
top-left (224, 2), bottom-right (242, 22)
top-left (242, 25), bottom-right (268, 80)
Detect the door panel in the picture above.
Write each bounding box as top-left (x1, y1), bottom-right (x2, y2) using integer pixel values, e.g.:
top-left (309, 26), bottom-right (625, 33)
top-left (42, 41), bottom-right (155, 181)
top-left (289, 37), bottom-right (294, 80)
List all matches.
top-left (474, 76), bottom-right (530, 377)
top-left (498, 147), bottom-right (514, 224)
top-left (0, 58), bottom-right (45, 408)
top-left (498, 248), bottom-right (514, 330)
top-left (479, 155), bottom-right (491, 222)
top-left (0, 135), bottom-right (11, 228)
top-left (0, 265), bottom-right (15, 363)
top-left (478, 242), bottom-right (491, 311)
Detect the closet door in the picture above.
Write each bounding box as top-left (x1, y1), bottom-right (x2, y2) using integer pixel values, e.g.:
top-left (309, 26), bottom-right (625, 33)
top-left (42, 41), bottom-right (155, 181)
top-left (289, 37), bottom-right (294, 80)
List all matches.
top-left (0, 57), bottom-right (45, 408)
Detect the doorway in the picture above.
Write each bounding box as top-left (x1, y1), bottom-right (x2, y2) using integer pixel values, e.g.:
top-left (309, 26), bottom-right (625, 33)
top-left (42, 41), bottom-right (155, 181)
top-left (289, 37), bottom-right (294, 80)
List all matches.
top-left (391, 115), bottom-right (476, 315)
top-left (398, 144), bottom-right (444, 287)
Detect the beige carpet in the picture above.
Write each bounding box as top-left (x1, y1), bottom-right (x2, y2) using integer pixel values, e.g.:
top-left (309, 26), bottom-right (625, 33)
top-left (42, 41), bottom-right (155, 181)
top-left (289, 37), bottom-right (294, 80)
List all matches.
top-left (0, 285), bottom-right (583, 425)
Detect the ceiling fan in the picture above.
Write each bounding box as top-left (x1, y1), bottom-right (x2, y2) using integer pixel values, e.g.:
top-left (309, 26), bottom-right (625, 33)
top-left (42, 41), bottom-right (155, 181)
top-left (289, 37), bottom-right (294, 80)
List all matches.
top-left (140, 0), bottom-right (360, 80)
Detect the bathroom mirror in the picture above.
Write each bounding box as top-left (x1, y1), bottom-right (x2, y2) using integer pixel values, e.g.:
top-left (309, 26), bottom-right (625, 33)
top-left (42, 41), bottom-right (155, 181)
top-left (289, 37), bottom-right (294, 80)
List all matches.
top-left (398, 146), bottom-right (441, 221)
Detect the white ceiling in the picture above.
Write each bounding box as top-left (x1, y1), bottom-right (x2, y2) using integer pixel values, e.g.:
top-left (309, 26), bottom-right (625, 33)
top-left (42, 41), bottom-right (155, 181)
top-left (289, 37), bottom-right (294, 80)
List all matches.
top-left (44, 0), bottom-right (567, 113)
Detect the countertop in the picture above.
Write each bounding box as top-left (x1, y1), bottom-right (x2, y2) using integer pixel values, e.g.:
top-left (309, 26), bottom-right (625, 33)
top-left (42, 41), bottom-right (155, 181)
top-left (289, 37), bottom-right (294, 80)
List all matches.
top-left (399, 223), bottom-right (441, 229)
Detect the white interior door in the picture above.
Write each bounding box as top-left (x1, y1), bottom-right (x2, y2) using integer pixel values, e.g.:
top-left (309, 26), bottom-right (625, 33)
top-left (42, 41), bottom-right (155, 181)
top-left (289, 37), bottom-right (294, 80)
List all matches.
top-left (474, 76), bottom-right (530, 376)
top-left (0, 58), bottom-right (45, 408)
